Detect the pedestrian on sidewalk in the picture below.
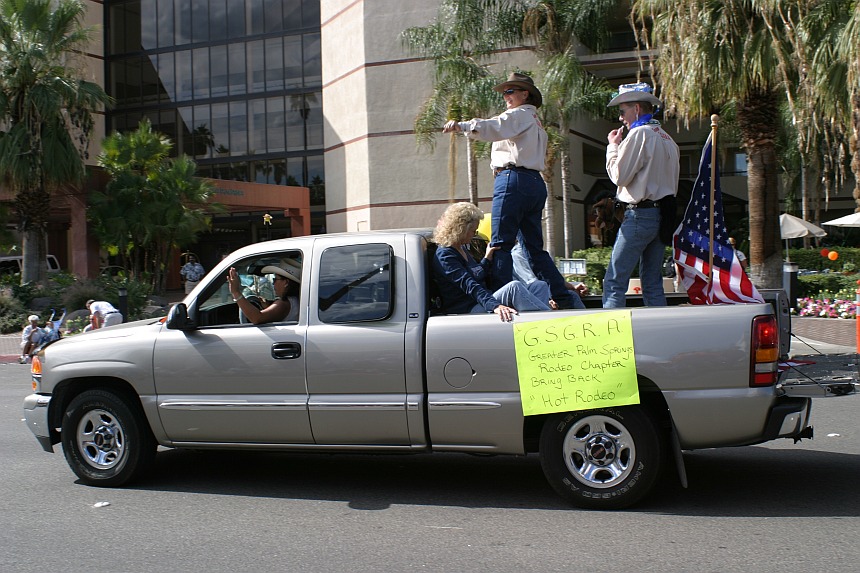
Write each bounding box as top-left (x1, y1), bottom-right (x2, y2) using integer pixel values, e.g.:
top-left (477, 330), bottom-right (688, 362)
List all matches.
top-left (85, 300), bottom-right (123, 331)
top-left (19, 315), bottom-right (44, 363)
top-left (180, 254), bottom-right (206, 294)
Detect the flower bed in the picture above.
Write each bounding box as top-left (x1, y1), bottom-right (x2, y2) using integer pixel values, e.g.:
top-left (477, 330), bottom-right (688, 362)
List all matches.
top-left (796, 297), bottom-right (859, 319)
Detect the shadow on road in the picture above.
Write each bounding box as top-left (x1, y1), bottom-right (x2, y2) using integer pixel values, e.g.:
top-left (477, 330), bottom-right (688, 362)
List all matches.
top-left (116, 444), bottom-right (860, 517)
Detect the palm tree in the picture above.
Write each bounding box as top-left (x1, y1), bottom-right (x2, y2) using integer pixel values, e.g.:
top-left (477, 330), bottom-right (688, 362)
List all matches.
top-left (842, 5), bottom-right (860, 212)
top-left (632, 0), bottom-right (786, 288)
top-left (91, 120), bottom-right (220, 293)
top-left (402, 0), bottom-right (522, 204)
top-left (0, 0), bottom-right (110, 283)
top-left (817, 1), bottom-right (860, 212)
top-left (759, 0), bottom-right (852, 233)
top-left (522, 0), bottom-right (616, 257)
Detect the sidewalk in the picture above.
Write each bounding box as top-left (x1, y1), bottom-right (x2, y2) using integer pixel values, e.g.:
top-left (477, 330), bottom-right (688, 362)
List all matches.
top-left (790, 317), bottom-right (857, 357)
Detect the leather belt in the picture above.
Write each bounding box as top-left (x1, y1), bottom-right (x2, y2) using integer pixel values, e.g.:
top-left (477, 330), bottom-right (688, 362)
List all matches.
top-left (105, 311), bottom-right (120, 314)
top-left (625, 199), bottom-right (661, 210)
top-left (493, 163), bottom-right (538, 177)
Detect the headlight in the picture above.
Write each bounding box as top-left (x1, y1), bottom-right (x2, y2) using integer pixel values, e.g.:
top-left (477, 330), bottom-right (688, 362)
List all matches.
top-left (30, 355), bottom-right (42, 393)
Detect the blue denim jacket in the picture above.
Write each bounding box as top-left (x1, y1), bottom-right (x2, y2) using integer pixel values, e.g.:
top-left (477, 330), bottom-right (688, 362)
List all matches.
top-left (432, 246), bottom-right (500, 313)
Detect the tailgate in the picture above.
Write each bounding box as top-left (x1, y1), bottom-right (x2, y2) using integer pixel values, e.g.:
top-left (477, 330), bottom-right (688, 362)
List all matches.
top-left (778, 354), bottom-right (859, 398)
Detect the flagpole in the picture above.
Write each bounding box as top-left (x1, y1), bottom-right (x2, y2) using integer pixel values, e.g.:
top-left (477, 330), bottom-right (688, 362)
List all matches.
top-left (708, 114), bottom-right (719, 288)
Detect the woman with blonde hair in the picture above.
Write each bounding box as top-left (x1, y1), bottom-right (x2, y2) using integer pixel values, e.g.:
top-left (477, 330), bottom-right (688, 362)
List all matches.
top-left (432, 202), bottom-right (551, 322)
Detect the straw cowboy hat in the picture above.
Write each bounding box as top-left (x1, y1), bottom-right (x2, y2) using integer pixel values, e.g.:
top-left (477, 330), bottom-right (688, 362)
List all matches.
top-left (261, 259), bottom-right (302, 284)
top-left (494, 72), bottom-right (543, 108)
top-left (607, 82), bottom-right (662, 108)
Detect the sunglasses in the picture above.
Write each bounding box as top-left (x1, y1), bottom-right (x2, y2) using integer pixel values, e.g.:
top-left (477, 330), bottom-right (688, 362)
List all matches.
top-left (273, 276), bottom-right (287, 282)
top-left (502, 89), bottom-right (523, 95)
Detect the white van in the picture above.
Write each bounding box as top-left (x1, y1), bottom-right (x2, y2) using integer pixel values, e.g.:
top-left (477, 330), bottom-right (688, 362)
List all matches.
top-left (0, 255), bottom-right (61, 274)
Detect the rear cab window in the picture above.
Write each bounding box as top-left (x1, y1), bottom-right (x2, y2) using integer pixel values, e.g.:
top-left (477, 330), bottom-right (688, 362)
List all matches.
top-left (317, 244), bottom-right (392, 323)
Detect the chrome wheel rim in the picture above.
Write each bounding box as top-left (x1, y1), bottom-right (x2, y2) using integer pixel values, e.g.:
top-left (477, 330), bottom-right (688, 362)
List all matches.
top-left (562, 414), bottom-right (635, 489)
top-left (76, 409), bottom-right (126, 470)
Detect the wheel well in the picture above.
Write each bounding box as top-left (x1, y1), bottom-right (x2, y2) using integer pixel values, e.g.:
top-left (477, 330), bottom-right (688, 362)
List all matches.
top-left (48, 377), bottom-right (146, 437)
top-left (522, 376), bottom-right (673, 453)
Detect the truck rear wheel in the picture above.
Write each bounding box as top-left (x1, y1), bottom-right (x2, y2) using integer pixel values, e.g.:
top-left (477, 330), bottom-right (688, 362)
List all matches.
top-left (539, 406), bottom-right (664, 510)
top-left (61, 389), bottom-right (156, 487)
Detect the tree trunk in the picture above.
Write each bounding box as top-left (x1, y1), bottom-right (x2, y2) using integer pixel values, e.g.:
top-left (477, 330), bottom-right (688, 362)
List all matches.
top-left (560, 146), bottom-right (572, 258)
top-left (542, 171), bottom-right (556, 258)
top-left (852, 88), bottom-right (860, 212)
top-left (448, 133), bottom-right (458, 203)
top-left (800, 158), bottom-right (820, 248)
top-left (21, 229), bottom-right (46, 285)
top-left (466, 137), bottom-right (478, 205)
top-left (738, 91), bottom-right (783, 289)
top-left (16, 178), bottom-right (51, 285)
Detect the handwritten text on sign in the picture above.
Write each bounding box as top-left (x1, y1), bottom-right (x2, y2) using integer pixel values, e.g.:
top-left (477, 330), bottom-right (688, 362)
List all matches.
top-left (513, 311), bottom-right (639, 416)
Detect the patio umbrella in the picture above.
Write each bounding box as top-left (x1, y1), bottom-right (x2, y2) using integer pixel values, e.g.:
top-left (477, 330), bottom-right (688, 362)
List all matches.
top-left (779, 213), bottom-right (827, 239)
top-left (822, 212), bottom-right (860, 227)
top-left (780, 213), bottom-right (826, 262)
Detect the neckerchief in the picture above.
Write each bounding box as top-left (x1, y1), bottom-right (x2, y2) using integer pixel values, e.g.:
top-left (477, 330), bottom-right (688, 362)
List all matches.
top-left (629, 113), bottom-right (655, 130)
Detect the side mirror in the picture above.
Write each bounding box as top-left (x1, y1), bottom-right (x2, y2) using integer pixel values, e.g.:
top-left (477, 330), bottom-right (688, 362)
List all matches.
top-left (165, 303), bottom-right (194, 330)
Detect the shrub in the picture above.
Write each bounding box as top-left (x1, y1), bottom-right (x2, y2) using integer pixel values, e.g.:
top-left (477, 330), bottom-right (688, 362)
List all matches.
top-left (796, 272), bottom-right (860, 299)
top-left (788, 247), bottom-right (860, 273)
top-left (63, 315), bottom-right (90, 334)
top-left (0, 290), bottom-right (26, 334)
top-left (567, 246), bottom-right (675, 295)
top-left (0, 273), bottom-right (153, 334)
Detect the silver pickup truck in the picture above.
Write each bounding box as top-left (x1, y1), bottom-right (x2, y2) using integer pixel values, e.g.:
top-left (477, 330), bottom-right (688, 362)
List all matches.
top-left (22, 230), bottom-right (857, 509)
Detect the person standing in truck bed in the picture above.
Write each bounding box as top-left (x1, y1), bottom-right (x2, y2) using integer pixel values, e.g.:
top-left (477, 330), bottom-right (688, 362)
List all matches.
top-left (603, 82), bottom-right (680, 308)
top-left (442, 72), bottom-right (576, 310)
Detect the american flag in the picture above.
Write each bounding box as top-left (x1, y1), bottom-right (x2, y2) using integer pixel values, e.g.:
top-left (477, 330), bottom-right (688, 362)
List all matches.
top-left (673, 133), bottom-right (764, 304)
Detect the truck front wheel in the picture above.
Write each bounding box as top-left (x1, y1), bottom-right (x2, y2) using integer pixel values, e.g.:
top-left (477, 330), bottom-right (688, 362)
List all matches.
top-left (61, 389), bottom-right (156, 487)
top-left (539, 407), bottom-right (664, 510)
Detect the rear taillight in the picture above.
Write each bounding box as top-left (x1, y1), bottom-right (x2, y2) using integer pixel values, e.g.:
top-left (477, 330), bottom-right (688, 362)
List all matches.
top-left (751, 315), bottom-right (779, 386)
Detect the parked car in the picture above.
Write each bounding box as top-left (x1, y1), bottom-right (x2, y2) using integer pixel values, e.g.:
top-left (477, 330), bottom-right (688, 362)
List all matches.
top-left (0, 254), bottom-right (61, 275)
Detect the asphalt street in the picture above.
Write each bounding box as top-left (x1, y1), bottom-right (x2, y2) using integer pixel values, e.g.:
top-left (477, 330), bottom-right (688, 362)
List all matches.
top-left (1, 360), bottom-right (858, 573)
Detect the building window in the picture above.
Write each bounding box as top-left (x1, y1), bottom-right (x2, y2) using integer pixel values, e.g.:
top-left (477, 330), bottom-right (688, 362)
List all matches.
top-left (726, 150), bottom-right (748, 175)
top-left (106, 0), bottom-right (324, 213)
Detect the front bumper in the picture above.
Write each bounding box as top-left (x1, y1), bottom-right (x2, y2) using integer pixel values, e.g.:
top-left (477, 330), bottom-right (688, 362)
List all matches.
top-left (22, 393), bottom-right (54, 452)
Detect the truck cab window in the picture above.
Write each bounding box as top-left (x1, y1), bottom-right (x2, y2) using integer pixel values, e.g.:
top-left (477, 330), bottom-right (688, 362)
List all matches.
top-left (318, 244), bottom-right (392, 323)
top-left (195, 251), bottom-right (302, 326)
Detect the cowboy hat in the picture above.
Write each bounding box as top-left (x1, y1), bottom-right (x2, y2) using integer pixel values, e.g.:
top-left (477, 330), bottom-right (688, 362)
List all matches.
top-left (494, 72), bottom-right (543, 108)
top-left (261, 259), bottom-right (301, 284)
top-left (607, 82), bottom-right (662, 108)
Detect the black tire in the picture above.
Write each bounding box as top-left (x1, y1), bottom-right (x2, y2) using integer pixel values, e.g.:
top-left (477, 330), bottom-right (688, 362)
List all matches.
top-left (539, 406), bottom-right (664, 510)
top-left (61, 389), bottom-right (156, 487)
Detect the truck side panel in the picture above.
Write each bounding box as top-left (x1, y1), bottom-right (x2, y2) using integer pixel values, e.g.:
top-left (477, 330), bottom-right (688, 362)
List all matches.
top-left (425, 303), bottom-right (781, 451)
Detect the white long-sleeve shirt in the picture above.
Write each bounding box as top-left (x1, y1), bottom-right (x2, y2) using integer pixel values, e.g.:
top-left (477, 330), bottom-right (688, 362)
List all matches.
top-left (457, 104), bottom-right (547, 172)
top-left (606, 121), bottom-right (680, 204)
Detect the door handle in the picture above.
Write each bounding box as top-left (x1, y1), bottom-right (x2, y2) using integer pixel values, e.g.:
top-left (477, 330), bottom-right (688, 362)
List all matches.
top-left (271, 342), bottom-right (302, 359)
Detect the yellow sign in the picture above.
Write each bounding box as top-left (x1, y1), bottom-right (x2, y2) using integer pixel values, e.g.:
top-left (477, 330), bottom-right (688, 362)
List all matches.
top-left (513, 311), bottom-right (639, 416)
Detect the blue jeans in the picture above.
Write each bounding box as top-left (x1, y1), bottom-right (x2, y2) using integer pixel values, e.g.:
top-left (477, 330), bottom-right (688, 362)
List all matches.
top-left (470, 280), bottom-right (551, 313)
top-left (490, 168), bottom-right (575, 308)
top-left (512, 242), bottom-right (585, 309)
top-left (602, 207), bottom-right (667, 308)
